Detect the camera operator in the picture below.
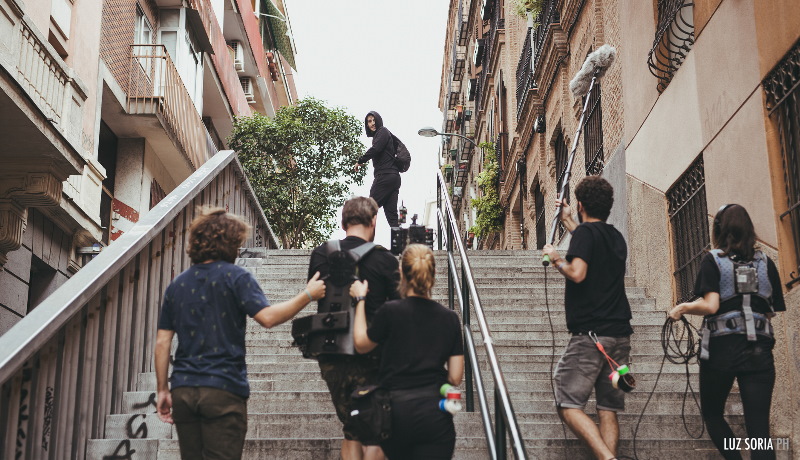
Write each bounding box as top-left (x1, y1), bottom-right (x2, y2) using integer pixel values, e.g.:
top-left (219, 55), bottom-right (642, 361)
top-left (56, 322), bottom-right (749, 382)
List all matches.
top-left (542, 176), bottom-right (633, 460)
top-left (307, 197), bottom-right (400, 460)
top-left (351, 244), bottom-right (464, 459)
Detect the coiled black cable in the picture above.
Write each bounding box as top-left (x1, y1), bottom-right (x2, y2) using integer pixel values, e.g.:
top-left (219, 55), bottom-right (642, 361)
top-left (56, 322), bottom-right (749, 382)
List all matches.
top-left (631, 316), bottom-right (705, 460)
top-left (543, 266), bottom-right (570, 460)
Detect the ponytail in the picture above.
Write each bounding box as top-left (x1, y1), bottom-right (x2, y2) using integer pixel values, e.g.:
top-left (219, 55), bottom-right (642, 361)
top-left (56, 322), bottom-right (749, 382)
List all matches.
top-left (399, 244), bottom-right (436, 298)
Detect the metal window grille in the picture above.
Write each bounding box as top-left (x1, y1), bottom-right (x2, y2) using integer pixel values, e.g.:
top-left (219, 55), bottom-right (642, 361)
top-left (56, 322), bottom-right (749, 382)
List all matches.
top-left (667, 155), bottom-right (709, 303)
top-left (583, 82), bottom-right (603, 175)
top-left (554, 130), bottom-right (568, 238)
top-left (763, 40), bottom-right (800, 288)
top-left (647, 0), bottom-right (694, 93)
top-left (534, 182), bottom-right (546, 249)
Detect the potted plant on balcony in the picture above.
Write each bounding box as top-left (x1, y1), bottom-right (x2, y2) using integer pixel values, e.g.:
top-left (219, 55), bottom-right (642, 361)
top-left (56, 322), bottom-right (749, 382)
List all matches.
top-left (443, 164), bottom-right (454, 181)
top-left (469, 142), bottom-right (503, 240)
top-left (513, 0), bottom-right (543, 27)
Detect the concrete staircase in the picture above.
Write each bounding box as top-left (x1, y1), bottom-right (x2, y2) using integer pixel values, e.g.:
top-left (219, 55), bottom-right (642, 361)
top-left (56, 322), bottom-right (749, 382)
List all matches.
top-left (86, 249), bottom-right (764, 459)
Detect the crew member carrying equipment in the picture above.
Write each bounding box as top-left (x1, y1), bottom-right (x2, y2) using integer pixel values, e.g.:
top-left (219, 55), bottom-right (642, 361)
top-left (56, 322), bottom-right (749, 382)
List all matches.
top-left (699, 249), bottom-right (774, 360)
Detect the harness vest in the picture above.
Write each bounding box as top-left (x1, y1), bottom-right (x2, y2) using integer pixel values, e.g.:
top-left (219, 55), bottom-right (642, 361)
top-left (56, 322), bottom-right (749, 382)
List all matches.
top-left (699, 250), bottom-right (774, 360)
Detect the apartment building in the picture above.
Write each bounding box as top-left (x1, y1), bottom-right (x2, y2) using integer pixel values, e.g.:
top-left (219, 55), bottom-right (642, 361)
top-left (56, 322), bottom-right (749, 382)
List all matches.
top-left (0, 0), bottom-right (297, 334)
top-left (438, 0), bottom-right (800, 443)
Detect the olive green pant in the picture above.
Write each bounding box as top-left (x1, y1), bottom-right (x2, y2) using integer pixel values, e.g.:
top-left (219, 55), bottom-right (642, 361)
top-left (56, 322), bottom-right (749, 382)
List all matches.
top-left (171, 386), bottom-right (248, 460)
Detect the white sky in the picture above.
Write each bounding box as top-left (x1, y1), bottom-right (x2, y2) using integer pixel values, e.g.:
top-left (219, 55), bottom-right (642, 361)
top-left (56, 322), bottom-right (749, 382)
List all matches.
top-left (286, 0), bottom-right (449, 245)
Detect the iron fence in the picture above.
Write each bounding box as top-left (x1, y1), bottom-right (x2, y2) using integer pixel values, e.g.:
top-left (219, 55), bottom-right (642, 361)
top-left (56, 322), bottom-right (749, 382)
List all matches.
top-left (516, 29), bottom-right (535, 121)
top-left (763, 40), bottom-right (800, 288)
top-left (667, 155), bottom-right (709, 303)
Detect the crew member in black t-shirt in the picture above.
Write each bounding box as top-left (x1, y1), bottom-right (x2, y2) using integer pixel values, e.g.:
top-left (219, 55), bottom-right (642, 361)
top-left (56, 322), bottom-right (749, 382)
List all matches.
top-left (351, 244), bottom-right (464, 460)
top-left (543, 176), bottom-right (633, 460)
top-left (669, 204), bottom-right (785, 460)
top-left (308, 197), bottom-right (400, 460)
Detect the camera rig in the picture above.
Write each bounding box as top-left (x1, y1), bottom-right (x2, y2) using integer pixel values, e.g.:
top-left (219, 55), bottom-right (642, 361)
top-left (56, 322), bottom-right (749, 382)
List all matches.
top-left (390, 213), bottom-right (434, 256)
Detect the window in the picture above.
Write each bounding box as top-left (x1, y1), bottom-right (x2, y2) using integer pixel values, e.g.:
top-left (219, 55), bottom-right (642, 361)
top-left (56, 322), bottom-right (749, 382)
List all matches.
top-left (533, 182), bottom-right (546, 249)
top-left (134, 5), bottom-right (153, 45)
top-left (763, 41), bottom-right (800, 288)
top-left (553, 129), bottom-right (568, 238)
top-left (647, 0), bottom-right (694, 93)
top-left (667, 155), bottom-right (709, 303)
top-left (583, 81), bottom-right (603, 175)
top-left (134, 5), bottom-right (155, 76)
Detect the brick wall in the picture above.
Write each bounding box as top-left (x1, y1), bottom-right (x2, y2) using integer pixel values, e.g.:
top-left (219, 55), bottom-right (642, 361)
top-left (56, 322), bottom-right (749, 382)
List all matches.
top-left (100, 0), bottom-right (160, 93)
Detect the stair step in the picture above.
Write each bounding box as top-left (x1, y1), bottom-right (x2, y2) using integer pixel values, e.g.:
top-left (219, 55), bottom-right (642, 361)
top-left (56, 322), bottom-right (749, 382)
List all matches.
top-left (90, 250), bottom-right (758, 459)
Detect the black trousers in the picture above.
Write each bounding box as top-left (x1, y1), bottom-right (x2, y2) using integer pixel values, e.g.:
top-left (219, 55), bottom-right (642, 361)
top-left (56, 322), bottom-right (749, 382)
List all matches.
top-left (381, 395), bottom-right (456, 459)
top-left (369, 173), bottom-right (401, 227)
top-left (700, 364), bottom-right (776, 460)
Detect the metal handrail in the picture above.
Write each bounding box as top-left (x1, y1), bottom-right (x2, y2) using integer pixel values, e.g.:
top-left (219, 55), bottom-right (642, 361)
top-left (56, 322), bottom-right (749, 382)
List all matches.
top-left (0, 149), bottom-right (277, 383)
top-left (436, 171), bottom-right (528, 459)
top-left (436, 209), bottom-right (497, 458)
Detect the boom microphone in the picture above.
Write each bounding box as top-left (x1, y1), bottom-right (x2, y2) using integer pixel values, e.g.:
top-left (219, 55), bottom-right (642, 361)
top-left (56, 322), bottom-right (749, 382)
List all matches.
top-left (569, 44), bottom-right (617, 99)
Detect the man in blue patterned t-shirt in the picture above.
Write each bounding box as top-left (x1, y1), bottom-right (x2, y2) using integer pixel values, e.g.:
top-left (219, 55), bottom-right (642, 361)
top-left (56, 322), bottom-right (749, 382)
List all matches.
top-left (155, 208), bottom-right (325, 460)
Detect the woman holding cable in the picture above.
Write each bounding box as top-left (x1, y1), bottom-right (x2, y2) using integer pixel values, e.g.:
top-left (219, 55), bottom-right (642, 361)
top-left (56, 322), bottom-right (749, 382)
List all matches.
top-left (669, 204), bottom-right (785, 460)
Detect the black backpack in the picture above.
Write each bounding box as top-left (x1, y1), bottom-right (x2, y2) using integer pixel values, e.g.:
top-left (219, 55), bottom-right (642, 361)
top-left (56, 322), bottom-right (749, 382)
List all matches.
top-left (392, 135), bottom-right (411, 173)
top-left (291, 241), bottom-right (376, 358)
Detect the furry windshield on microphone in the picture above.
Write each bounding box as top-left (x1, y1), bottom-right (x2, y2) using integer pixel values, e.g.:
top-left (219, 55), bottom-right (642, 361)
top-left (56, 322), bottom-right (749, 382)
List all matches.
top-left (569, 44), bottom-right (617, 98)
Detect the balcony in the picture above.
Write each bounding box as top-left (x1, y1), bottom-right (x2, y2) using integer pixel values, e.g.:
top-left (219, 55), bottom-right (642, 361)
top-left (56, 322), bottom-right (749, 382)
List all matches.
top-left (0, 6), bottom-right (87, 175)
top-left (188, 0), bottom-right (252, 116)
top-left (475, 0), bottom-right (504, 109)
top-left (647, 0), bottom-right (694, 93)
top-left (127, 45), bottom-right (211, 171)
top-left (0, 0), bottom-right (91, 265)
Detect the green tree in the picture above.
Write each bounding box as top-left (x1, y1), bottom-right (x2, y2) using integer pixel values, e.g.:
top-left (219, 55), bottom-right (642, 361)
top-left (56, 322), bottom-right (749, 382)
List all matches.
top-left (469, 142), bottom-right (504, 238)
top-left (229, 97), bottom-right (366, 248)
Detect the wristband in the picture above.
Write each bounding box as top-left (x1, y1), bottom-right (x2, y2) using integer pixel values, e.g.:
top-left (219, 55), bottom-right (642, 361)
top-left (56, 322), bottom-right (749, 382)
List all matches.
top-left (554, 260), bottom-right (565, 270)
top-left (353, 295), bottom-right (367, 303)
top-left (304, 289), bottom-right (313, 302)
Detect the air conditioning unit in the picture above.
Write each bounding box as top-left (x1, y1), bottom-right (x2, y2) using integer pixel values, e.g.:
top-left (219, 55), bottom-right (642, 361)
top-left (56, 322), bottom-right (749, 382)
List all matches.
top-left (228, 41), bottom-right (244, 72)
top-left (240, 77), bottom-right (256, 103)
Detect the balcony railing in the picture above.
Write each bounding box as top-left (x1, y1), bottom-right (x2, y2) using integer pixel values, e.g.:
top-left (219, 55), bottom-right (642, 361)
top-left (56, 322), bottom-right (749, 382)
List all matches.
top-left (17, 25), bottom-right (67, 124)
top-left (533, 0), bottom-right (560, 69)
top-left (13, 17), bottom-right (86, 148)
top-left (476, 0), bottom-right (504, 109)
top-left (647, 0), bottom-right (695, 93)
top-left (128, 44), bottom-right (210, 170)
top-left (516, 29), bottom-right (535, 120)
top-left (188, 0), bottom-right (252, 116)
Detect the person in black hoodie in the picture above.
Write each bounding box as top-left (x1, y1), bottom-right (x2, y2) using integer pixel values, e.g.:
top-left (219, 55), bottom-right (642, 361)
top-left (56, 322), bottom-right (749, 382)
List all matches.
top-left (542, 176), bottom-right (633, 460)
top-left (357, 111), bottom-right (401, 227)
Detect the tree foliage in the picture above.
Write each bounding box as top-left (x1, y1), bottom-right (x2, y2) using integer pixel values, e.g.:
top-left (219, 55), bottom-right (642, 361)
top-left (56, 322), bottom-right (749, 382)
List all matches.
top-left (470, 142), bottom-right (504, 238)
top-left (229, 97), bottom-right (366, 248)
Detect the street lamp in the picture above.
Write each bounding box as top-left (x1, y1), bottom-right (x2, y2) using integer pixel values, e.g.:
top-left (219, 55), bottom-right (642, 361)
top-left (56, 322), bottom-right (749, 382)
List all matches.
top-left (417, 127), bottom-right (479, 150)
top-left (418, 126), bottom-right (481, 250)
